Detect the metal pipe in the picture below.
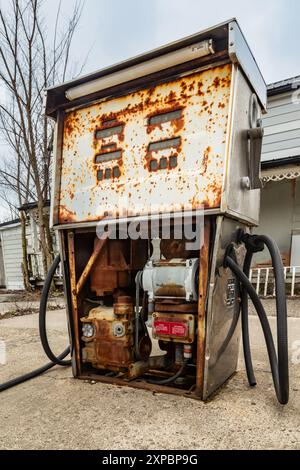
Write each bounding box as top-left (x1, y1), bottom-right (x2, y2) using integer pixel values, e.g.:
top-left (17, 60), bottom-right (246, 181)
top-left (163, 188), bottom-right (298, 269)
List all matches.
top-left (76, 235), bottom-right (108, 295)
top-left (195, 219), bottom-right (210, 397)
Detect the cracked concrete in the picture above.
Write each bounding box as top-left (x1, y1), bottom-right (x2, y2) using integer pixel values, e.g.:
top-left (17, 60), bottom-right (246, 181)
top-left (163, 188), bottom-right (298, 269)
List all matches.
top-left (0, 305), bottom-right (299, 450)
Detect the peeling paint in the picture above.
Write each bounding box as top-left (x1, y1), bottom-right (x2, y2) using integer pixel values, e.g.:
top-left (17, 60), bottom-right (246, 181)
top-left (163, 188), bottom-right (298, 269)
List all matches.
top-left (59, 64), bottom-right (232, 224)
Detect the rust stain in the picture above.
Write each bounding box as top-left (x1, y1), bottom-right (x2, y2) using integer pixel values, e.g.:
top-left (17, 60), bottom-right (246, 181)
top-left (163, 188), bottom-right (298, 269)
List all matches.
top-left (59, 205), bottom-right (77, 224)
top-left (201, 146), bottom-right (212, 175)
top-left (59, 64), bottom-right (232, 223)
top-left (155, 284), bottom-right (186, 298)
top-left (213, 77), bottom-right (221, 88)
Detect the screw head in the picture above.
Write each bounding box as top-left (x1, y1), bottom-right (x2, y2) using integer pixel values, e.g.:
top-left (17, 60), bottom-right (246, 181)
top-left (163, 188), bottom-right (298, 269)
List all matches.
top-left (241, 177), bottom-right (251, 190)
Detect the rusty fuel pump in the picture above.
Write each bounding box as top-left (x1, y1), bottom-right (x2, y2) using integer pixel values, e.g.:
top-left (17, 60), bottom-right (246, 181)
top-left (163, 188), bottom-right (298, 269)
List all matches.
top-left (0, 19), bottom-right (289, 404)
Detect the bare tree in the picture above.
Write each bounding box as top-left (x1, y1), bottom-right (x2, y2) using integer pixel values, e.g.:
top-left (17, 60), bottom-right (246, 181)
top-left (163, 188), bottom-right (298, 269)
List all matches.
top-left (0, 148), bottom-right (34, 290)
top-left (0, 0), bottom-right (84, 286)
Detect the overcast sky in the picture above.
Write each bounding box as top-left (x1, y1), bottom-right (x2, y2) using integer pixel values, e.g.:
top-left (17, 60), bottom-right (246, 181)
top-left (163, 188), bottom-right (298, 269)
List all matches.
top-left (0, 0), bottom-right (299, 219)
top-left (49, 0), bottom-right (300, 84)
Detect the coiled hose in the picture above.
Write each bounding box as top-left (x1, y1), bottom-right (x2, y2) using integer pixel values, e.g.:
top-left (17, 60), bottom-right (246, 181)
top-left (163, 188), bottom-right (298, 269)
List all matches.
top-left (225, 233), bottom-right (289, 405)
top-left (0, 255), bottom-right (71, 393)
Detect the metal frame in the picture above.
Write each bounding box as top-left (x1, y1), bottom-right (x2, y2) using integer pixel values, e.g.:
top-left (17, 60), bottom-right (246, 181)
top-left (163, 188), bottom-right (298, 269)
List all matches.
top-left (59, 220), bottom-right (212, 399)
top-left (202, 217), bottom-right (246, 399)
top-left (49, 71), bottom-right (265, 229)
top-left (228, 20), bottom-right (266, 109)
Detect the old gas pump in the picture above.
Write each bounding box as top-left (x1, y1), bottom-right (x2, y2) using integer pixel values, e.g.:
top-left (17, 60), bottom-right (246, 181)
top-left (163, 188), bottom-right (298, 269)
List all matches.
top-left (0, 19), bottom-right (289, 404)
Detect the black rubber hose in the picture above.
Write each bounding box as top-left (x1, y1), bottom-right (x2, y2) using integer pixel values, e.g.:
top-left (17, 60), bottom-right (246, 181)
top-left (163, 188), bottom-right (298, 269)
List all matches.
top-left (0, 350), bottom-right (70, 393)
top-left (0, 255), bottom-right (71, 393)
top-left (256, 235), bottom-right (289, 402)
top-left (226, 256), bottom-right (289, 405)
top-left (211, 250), bottom-right (255, 374)
top-left (241, 251), bottom-right (257, 387)
top-left (39, 255), bottom-right (71, 366)
top-left (147, 359), bottom-right (189, 385)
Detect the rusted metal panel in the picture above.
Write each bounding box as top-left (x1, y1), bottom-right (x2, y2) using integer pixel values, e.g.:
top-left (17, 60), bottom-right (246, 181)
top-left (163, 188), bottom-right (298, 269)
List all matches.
top-left (76, 236), bottom-right (108, 295)
top-left (78, 374), bottom-right (201, 399)
top-left (196, 218), bottom-right (210, 397)
top-left (67, 231), bottom-right (81, 374)
top-left (81, 306), bottom-right (134, 370)
top-left (58, 64), bottom-right (232, 224)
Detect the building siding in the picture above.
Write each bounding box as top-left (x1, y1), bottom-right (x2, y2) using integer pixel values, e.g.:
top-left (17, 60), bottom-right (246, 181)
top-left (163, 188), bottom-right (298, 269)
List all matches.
top-left (262, 91), bottom-right (300, 162)
top-left (254, 179), bottom-right (295, 266)
top-left (0, 212), bottom-right (60, 290)
top-left (0, 242), bottom-right (5, 287)
top-left (0, 225), bottom-right (24, 290)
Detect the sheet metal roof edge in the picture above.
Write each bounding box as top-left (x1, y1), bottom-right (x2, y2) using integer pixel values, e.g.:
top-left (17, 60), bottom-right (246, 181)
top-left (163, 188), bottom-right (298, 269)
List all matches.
top-left (45, 18), bottom-right (266, 116)
top-left (0, 219), bottom-right (21, 230)
top-left (261, 155), bottom-right (300, 169)
top-left (268, 76), bottom-right (300, 97)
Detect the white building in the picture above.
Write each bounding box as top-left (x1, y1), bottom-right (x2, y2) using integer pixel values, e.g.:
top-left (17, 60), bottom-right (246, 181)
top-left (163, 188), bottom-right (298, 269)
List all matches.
top-left (255, 75), bottom-right (300, 267)
top-left (0, 203), bottom-right (61, 290)
top-left (0, 220), bottom-right (25, 290)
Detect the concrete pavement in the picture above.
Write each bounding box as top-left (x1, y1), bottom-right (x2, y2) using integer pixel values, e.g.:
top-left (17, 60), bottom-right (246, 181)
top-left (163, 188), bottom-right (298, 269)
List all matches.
top-left (0, 306), bottom-right (299, 450)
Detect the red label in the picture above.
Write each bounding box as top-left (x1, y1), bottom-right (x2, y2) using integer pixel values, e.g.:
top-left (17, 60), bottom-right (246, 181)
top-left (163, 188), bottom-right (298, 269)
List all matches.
top-left (154, 320), bottom-right (187, 338)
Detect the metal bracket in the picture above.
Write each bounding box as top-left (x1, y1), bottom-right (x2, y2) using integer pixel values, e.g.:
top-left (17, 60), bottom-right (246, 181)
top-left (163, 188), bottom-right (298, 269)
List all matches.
top-left (245, 92), bottom-right (264, 190)
top-left (247, 125), bottom-right (264, 190)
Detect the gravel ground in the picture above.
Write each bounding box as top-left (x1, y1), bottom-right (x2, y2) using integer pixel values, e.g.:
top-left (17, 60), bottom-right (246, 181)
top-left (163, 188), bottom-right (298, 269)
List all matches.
top-left (0, 305), bottom-right (299, 450)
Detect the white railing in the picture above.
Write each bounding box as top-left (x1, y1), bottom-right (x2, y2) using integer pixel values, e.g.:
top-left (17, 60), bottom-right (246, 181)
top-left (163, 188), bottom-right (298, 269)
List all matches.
top-left (250, 266), bottom-right (300, 297)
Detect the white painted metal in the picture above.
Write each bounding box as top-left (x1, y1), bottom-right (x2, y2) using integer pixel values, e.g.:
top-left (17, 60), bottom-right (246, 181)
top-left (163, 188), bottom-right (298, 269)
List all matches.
top-left (264, 268), bottom-right (269, 297)
top-left (59, 65), bottom-right (232, 224)
top-left (256, 268), bottom-right (261, 295)
top-left (142, 258), bottom-right (199, 302)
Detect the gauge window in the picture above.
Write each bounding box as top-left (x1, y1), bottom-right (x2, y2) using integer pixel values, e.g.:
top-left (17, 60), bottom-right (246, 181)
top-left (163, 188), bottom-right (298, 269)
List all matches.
top-left (159, 157), bottom-right (168, 170)
top-left (148, 137), bottom-right (181, 152)
top-left (95, 125), bottom-right (123, 139)
top-left (113, 166), bottom-right (121, 178)
top-left (95, 150), bottom-right (122, 164)
top-left (149, 109), bottom-right (182, 126)
top-left (169, 155), bottom-right (178, 169)
top-left (105, 168), bottom-right (112, 180)
top-left (150, 160), bottom-right (158, 171)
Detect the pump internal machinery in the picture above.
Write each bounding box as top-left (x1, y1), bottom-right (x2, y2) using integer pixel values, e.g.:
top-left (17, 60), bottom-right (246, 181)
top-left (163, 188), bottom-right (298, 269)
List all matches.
top-left (0, 20), bottom-right (289, 404)
top-left (80, 245), bottom-right (200, 381)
